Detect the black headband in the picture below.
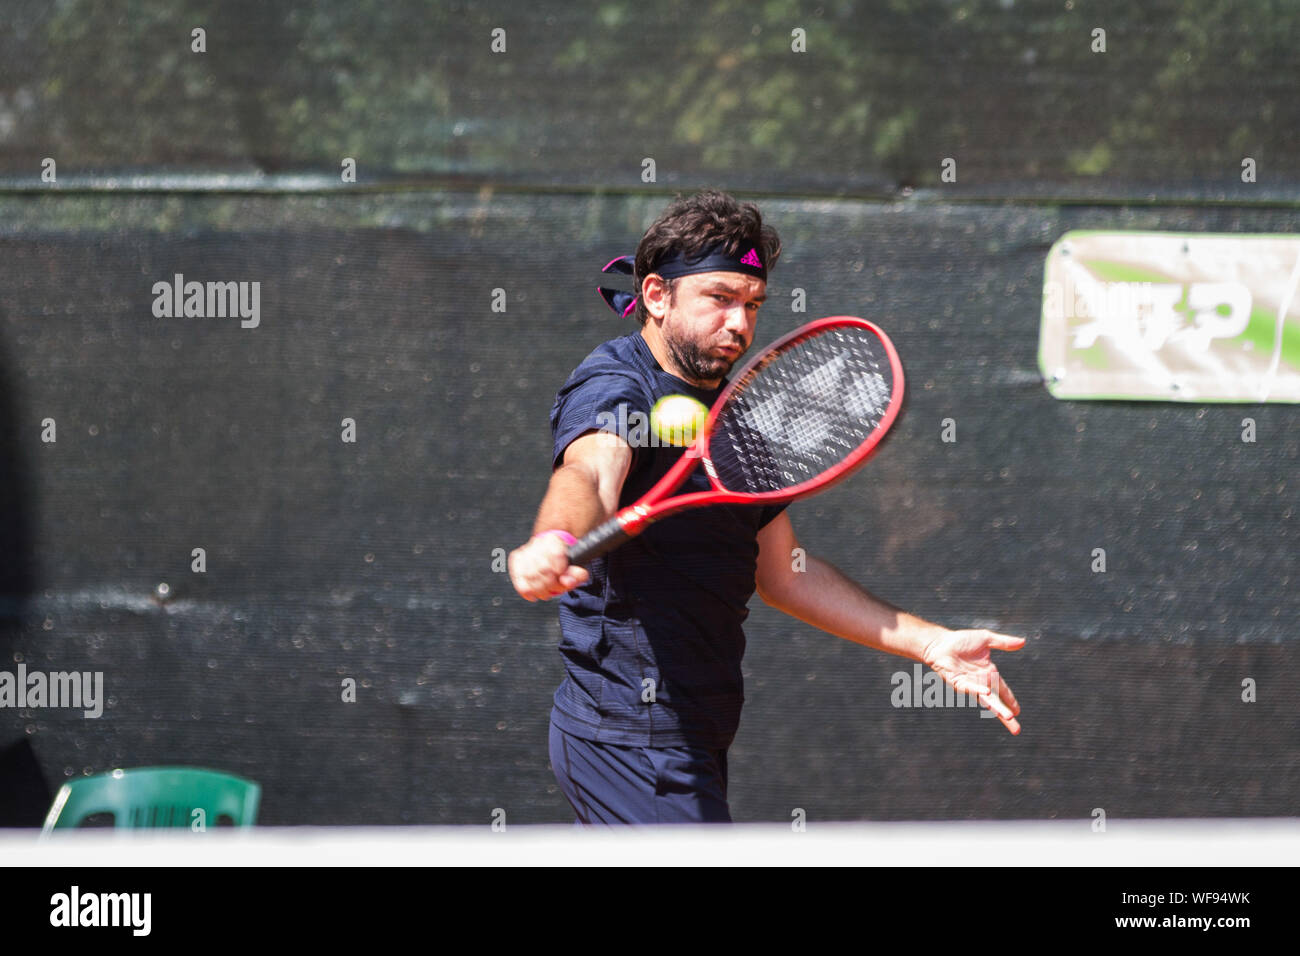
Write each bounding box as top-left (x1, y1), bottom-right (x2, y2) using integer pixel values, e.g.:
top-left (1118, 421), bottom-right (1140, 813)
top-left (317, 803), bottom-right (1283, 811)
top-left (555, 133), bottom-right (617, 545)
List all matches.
top-left (597, 242), bottom-right (768, 317)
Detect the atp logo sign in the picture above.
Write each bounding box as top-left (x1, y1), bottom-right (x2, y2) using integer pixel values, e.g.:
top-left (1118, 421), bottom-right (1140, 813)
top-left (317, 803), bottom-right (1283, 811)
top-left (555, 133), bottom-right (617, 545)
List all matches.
top-left (1047, 270), bottom-right (1253, 353)
top-left (1039, 231), bottom-right (1300, 402)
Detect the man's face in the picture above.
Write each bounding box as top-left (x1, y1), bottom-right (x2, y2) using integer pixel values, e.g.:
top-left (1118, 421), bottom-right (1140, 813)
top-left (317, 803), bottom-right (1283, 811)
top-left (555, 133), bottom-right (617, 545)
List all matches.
top-left (653, 271), bottom-right (766, 385)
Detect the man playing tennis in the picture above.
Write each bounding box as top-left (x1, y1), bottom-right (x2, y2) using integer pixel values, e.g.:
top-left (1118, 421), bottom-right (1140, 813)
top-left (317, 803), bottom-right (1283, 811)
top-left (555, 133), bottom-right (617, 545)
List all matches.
top-left (509, 189), bottom-right (1024, 824)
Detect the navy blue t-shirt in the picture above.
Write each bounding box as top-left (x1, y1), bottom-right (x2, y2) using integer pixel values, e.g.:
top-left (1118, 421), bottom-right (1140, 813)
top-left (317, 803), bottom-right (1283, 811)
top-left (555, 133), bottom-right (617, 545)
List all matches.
top-left (548, 331), bottom-right (787, 749)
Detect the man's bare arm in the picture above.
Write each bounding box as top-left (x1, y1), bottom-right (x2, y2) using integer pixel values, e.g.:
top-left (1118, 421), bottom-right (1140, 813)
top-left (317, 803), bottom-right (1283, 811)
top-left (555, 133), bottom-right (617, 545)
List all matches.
top-left (755, 512), bottom-right (941, 659)
top-left (508, 430), bottom-right (632, 602)
top-left (754, 511), bottom-right (1025, 733)
top-left (530, 430), bottom-right (631, 537)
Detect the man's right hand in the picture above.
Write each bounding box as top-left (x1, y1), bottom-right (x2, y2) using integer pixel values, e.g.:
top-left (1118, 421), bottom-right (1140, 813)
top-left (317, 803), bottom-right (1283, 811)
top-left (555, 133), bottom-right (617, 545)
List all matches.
top-left (510, 428), bottom-right (632, 602)
top-left (508, 532), bottom-right (591, 601)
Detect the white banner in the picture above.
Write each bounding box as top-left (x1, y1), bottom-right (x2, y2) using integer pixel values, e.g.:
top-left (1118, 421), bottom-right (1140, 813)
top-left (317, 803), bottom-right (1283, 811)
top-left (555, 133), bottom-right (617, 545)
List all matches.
top-left (1039, 231), bottom-right (1300, 402)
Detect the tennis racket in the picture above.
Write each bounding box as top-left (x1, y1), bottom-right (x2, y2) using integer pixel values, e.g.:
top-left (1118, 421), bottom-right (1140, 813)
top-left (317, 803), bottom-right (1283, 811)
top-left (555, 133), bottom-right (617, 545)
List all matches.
top-left (567, 315), bottom-right (905, 565)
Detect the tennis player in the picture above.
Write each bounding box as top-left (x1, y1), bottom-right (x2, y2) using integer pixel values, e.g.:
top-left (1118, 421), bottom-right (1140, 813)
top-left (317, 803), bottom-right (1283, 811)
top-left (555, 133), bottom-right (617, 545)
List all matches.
top-left (509, 189), bottom-right (1024, 824)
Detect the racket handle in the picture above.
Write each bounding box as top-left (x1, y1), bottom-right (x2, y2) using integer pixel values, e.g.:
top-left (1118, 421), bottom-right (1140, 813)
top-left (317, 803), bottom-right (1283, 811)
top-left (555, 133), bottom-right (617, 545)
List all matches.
top-left (567, 515), bottom-right (632, 566)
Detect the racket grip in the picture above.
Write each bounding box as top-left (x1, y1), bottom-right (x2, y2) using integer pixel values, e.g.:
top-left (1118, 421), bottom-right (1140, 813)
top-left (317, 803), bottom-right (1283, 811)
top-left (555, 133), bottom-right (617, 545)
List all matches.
top-left (567, 515), bottom-right (632, 566)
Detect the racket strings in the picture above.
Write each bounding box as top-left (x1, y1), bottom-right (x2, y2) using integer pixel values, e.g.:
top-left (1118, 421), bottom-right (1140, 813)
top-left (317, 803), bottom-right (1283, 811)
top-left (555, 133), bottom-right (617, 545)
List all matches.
top-left (709, 326), bottom-right (894, 494)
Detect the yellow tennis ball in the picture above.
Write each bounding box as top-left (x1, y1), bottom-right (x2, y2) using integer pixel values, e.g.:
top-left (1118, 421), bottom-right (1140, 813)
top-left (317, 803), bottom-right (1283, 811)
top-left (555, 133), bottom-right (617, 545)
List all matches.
top-left (650, 394), bottom-right (709, 447)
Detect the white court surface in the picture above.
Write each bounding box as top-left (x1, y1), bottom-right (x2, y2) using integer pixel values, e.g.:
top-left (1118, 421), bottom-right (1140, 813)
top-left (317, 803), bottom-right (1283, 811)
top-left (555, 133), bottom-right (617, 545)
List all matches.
top-left (5, 819), bottom-right (1298, 866)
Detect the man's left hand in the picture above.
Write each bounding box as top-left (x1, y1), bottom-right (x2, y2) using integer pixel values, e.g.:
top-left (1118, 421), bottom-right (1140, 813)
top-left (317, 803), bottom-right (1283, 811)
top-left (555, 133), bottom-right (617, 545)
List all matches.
top-left (921, 629), bottom-right (1025, 735)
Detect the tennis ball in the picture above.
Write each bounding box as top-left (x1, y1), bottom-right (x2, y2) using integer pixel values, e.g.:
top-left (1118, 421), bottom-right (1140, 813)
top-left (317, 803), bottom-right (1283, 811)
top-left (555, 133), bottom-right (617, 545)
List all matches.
top-left (650, 394), bottom-right (709, 447)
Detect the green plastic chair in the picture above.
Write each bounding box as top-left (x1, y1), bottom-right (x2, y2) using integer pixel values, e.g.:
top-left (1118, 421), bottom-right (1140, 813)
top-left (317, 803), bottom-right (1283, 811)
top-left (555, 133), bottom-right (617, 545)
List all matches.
top-left (42, 766), bottom-right (261, 833)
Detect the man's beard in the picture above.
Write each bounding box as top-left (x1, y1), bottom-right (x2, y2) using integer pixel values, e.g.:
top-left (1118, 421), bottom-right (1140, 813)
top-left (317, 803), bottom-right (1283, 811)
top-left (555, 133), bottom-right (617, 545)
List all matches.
top-left (662, 327), bottom-right (747, 383)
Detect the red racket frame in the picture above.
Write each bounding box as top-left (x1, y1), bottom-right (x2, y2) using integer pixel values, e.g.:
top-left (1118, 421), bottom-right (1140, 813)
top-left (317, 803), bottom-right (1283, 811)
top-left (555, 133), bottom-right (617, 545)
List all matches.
top-left (568, 316), bottom-right (905, 564)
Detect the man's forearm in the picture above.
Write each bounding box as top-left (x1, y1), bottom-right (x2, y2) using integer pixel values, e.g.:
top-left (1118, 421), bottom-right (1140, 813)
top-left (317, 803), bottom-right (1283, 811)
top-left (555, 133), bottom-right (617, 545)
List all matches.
top-left (531, 462), bottom-right (615, 539)
top-left (767, 555), bottom-right (947, 662)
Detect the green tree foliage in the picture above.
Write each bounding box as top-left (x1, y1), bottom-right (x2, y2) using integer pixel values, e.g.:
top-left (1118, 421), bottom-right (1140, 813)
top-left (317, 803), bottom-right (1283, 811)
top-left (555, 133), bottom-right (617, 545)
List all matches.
top-left (0, 0), bottom-right (1294, 193)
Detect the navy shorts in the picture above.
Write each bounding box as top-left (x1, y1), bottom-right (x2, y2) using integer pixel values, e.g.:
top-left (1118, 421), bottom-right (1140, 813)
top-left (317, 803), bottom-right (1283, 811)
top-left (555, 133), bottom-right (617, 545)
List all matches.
top-left (548, 720), bottom-right (732, 824)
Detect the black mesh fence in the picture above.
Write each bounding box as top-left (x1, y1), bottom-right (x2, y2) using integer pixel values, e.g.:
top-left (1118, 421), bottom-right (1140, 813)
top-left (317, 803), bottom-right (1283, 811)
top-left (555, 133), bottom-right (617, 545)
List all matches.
top-left (0, 191), bottom-right (1296, 824)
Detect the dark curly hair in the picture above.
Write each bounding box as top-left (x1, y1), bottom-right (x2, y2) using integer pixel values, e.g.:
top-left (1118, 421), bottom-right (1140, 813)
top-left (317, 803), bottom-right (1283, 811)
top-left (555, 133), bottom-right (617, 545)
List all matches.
top-left (633, 189), bottom-right (782, 325)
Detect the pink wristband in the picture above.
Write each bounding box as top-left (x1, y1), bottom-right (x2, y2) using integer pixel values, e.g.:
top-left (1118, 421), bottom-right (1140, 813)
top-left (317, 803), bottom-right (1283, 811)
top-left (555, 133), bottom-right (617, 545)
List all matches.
top-left (533, 528), bottom-right (577, 546)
